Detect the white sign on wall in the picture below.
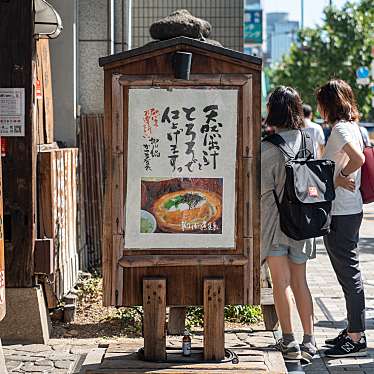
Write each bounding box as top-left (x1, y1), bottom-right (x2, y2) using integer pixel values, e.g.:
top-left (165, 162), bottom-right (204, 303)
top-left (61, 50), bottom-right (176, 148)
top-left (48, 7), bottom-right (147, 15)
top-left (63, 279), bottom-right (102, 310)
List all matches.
top-left (0, 88), bottom-right (25, 137)
top-left (125, 88), bottom-right (238, 249)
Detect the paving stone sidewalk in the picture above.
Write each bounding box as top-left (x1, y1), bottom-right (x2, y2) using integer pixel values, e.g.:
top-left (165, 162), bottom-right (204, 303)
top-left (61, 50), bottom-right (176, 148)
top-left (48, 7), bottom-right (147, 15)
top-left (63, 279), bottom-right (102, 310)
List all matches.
top-left (3, 330), bottom-right (286, 374)
top-left (292, 203), bottom-right (374, 374)
top-left (3, 340), bottom-right (95, 374)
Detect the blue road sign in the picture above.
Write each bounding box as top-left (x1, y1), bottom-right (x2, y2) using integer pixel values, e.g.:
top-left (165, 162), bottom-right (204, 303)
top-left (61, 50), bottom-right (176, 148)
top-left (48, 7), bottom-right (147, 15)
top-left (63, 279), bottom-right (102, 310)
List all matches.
top-left (356, 66), bottom-right (370, 79)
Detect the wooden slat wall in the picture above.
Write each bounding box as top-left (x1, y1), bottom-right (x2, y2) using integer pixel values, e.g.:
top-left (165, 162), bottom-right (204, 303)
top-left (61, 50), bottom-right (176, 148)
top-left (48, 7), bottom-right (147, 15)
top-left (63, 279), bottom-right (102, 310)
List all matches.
top-left (38, 148), bottom-right (79, 299)
top-left (77, 114), bottom-right (105, 271)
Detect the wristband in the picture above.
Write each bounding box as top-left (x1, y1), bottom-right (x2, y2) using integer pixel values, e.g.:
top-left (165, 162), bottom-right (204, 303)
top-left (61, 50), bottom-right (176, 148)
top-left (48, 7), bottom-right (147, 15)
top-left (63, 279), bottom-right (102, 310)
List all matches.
top-left (340, 169), bottom-right (349, 178)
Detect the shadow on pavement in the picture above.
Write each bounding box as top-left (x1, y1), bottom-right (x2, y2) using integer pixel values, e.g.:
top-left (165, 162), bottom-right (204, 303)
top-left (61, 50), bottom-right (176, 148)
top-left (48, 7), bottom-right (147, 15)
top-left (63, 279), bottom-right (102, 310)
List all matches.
top-left (359, 237), bottom-right (374, 254)
top-left (314, 296), bottom-right (374, 331)
top-left (318, 347), bottom-right (374, 372)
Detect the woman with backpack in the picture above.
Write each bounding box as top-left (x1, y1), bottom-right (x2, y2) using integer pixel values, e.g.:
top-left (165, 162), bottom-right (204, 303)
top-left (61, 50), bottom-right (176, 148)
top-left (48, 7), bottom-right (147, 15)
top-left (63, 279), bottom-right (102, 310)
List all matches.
top-left (316, 79), bottom-right (366, 357)
top-left (261, 86), bottom-right (317, 363)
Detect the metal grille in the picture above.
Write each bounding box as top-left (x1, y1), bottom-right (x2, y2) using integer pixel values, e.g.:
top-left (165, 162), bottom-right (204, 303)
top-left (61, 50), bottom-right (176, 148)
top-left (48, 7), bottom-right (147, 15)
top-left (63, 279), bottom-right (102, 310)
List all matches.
top-left (131, 0), bottom-right (244, 51)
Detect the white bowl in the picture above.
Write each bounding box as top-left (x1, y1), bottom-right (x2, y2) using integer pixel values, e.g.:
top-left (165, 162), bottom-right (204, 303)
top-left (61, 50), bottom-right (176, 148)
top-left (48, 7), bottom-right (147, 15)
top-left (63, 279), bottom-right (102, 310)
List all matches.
top-left (140, 210), bottom-right (157, 233)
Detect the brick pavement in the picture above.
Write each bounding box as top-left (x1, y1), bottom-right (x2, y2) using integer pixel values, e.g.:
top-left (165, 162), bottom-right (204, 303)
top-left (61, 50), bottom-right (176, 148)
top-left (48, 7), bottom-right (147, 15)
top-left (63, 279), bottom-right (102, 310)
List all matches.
top-left (293, 203), bottom-right (374, 374)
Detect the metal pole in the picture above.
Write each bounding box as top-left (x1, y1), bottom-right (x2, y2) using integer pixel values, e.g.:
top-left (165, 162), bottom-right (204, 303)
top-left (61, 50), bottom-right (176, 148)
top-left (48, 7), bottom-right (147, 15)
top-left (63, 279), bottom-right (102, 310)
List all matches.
top-left (301, 0), bottom-right (304, 29)
top-left (125, 0), bottom-right (132, 50)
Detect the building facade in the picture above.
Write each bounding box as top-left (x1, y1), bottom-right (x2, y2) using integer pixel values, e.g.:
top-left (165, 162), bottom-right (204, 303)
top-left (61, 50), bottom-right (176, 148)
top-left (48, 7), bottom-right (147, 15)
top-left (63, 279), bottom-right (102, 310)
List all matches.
top-left (266, 12), bottom-right (298, 65)
top-left (132, 0), bottom-right (243, 51)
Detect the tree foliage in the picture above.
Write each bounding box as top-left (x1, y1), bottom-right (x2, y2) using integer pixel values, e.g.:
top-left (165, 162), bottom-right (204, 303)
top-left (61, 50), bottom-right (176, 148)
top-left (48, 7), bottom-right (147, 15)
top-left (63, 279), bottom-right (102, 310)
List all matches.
top-left (270, 0), bottom-right (374, 120)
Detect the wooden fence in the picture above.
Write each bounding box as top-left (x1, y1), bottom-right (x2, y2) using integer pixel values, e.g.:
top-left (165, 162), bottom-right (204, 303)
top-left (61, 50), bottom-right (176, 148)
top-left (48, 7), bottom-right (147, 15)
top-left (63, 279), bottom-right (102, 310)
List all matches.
top-left (38, 148), bottom-right (79, 299)
top-left (78, 114), bottom-right (105, 271)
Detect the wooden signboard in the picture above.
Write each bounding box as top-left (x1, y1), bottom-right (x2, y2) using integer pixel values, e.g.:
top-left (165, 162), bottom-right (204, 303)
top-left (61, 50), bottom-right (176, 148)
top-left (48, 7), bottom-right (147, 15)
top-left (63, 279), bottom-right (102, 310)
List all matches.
top-left (100, 37), bottom-right (262, 360)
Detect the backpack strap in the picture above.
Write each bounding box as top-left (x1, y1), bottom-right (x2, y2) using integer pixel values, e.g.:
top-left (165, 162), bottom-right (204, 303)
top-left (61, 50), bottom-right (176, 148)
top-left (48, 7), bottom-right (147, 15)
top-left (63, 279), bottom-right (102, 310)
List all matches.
top-left (262, 133), bottom-right (296, 160)
top-left (295, 130), bottom-right (314, 160)
top-left (272, 189), bottom-right (281, 210)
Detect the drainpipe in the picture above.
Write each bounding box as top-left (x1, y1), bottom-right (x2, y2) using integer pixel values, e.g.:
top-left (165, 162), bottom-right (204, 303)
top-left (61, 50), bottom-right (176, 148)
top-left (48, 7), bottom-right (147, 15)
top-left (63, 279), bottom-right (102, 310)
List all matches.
top-left (107, 0), bottom-right (114, 54)
top-left (125, 0), bottom-right (132, 50)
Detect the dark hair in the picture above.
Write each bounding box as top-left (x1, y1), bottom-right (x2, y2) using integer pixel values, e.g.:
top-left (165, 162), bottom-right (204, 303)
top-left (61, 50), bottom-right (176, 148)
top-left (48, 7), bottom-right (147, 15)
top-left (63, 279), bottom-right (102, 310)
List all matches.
top-left (303, 104), bottom-right (313, 118)
top-left (316, 79), bottom-right (360, 124)
top-left (266, 86), bottom-right (304, 129)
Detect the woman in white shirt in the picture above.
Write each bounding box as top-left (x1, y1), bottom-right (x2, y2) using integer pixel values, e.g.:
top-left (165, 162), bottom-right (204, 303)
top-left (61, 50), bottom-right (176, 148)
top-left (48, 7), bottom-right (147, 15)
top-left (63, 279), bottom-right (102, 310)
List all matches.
top-left (316, 79), bottom-right (366, 358)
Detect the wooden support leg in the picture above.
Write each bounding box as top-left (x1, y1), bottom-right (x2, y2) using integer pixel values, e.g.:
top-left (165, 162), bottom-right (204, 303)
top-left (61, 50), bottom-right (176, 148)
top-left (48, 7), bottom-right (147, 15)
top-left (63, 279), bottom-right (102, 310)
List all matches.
top-left (261, 287), bottom-right (279, 331)
top-left (204, 277), bottom-right (225, 361)
top-left (261, 305), bottom-right (279, 331)
top-left (168, 307), bottom-right (186, 335)
top-left (143, 277), bottom-right (166, 361)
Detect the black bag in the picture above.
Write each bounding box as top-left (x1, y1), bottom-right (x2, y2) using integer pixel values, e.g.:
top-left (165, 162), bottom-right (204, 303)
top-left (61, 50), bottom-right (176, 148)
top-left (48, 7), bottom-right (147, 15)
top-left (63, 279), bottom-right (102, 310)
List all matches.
top-left (263, 130), bottom-right (336, 240)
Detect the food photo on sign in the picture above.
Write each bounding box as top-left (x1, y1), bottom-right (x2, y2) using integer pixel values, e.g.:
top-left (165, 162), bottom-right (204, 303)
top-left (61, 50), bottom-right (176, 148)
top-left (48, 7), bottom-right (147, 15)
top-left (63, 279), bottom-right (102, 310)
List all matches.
top-left (140, 177), bottom-right (223, 234)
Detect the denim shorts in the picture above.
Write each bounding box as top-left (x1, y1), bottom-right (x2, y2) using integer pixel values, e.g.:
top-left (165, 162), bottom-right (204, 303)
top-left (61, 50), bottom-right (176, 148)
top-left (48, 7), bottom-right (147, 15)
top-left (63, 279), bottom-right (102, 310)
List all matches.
top-left (268, 244), bottom-right (308, 264)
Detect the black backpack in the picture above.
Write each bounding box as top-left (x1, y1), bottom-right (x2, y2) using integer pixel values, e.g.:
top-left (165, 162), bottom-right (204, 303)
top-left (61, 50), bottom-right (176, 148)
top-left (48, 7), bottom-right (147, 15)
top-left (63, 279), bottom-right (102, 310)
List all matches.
top-left (263, 130), bottom-right (336, 240)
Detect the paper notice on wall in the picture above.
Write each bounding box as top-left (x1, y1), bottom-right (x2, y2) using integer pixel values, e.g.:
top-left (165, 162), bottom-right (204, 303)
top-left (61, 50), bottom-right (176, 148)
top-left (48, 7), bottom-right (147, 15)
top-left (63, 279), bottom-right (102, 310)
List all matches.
top-left (0, 88), bottom-right (25, 136)
top-left (125, 88), bottom-right (238, 249)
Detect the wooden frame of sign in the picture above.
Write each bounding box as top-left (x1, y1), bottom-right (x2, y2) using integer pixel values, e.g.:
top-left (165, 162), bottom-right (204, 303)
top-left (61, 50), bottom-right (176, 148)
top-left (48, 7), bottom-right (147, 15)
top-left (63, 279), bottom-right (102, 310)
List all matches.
top-left (100, 37), bottom-right (262, 361)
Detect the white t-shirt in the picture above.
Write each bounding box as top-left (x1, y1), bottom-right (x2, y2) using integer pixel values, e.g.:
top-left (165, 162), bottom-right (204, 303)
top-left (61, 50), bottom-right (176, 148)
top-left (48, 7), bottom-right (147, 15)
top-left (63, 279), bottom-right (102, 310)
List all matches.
top-left (323, 121), bottom-right (364, 215)
top-left (304, 119), bottom-right (325, 157)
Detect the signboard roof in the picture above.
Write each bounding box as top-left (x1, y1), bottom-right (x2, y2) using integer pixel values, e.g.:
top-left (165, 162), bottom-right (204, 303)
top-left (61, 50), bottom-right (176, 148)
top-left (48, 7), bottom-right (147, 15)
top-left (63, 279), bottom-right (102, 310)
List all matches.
top-left (99, 36), bottom-right (262, 67)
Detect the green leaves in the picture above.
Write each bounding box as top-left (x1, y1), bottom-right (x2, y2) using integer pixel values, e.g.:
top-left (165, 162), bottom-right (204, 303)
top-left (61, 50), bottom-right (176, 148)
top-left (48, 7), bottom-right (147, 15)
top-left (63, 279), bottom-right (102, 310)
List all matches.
top-left (185, 305), bottom-right (263, 329)
top-left (270, 0), bottom-right (374, 120)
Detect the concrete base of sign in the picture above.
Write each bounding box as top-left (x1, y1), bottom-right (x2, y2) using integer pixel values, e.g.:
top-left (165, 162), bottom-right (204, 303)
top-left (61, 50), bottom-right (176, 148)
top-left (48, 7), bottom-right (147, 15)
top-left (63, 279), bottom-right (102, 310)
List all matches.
top-left (0, 286), bottom-right (51, 344)
top-left (0, 339), bottom-right (7, 374)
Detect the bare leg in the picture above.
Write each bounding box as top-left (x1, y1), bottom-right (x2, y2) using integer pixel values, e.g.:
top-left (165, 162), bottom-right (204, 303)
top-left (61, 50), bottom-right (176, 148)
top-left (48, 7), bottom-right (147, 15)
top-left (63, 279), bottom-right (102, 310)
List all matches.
top-left (289, 260), bottom-right (314, 336)
top-left (267, 256), bottom-right (293, 334)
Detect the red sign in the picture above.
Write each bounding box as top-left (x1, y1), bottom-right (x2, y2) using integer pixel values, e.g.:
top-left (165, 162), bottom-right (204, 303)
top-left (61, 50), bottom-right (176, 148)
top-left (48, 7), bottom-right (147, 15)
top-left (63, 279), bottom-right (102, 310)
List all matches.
top-left (35, 79), bottom-right (42, 99)
top-left (1, 138), bottom-right (6, 157)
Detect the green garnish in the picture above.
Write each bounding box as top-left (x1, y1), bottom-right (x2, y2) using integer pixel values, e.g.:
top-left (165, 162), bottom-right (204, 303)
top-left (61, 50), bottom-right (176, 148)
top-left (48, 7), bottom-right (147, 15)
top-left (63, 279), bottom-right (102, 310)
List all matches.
top-left (164, 195), bottom-right (184, 209)
top-left (164, 193), bottom-right (204, 210)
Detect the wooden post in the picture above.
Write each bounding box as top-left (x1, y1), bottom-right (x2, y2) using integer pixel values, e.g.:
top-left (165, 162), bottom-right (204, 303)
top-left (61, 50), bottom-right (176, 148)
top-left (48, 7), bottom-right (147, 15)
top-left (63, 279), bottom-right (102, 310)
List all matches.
top-left (168, 307), bottom-right (186, 335)
top-left (143, 277), bottom-right (166, 361)
top-left (204, 277), bottom-right (225, 361)
top-left (0, 0), bottom-right (36, 288)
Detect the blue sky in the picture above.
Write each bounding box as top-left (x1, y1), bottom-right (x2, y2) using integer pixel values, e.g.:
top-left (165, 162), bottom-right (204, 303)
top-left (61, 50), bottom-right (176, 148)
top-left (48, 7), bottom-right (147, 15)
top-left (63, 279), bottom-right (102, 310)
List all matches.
top-left (263, 0), bottom-right (356, 27)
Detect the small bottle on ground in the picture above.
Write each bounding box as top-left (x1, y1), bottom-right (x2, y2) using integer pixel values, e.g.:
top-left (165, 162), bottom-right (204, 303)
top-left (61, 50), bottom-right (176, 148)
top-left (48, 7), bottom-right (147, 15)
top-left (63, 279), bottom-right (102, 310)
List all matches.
top-left (182, 331), bottom-right (191, 356)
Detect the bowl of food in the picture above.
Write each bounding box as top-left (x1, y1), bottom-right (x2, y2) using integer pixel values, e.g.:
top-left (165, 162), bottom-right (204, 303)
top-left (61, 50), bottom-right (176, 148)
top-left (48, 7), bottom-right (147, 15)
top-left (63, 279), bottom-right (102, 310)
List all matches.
top-left (140, 210), bottom-right (157, 233)
top-left (151, 189), bottom-right (222, 233)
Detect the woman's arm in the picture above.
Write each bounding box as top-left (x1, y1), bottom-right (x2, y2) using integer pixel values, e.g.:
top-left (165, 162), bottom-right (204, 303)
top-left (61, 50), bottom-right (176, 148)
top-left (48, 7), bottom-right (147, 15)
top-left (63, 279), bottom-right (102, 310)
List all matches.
top-left (335, 142), bottom-right (365, 192)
